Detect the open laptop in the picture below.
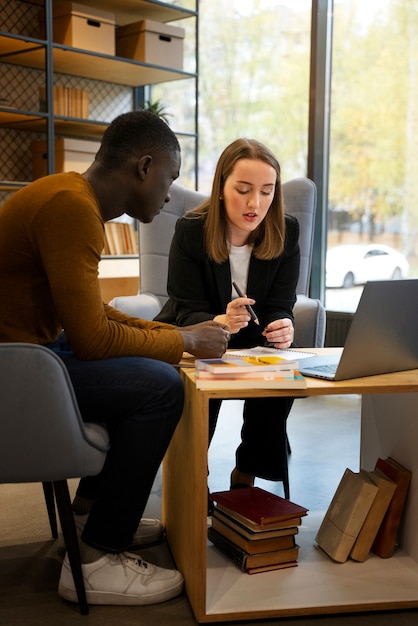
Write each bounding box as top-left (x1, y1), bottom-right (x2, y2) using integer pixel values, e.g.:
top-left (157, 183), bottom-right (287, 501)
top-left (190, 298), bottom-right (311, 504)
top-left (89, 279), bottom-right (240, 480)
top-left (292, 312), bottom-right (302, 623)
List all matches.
top-left (299, 279), bottom-right (418, 380)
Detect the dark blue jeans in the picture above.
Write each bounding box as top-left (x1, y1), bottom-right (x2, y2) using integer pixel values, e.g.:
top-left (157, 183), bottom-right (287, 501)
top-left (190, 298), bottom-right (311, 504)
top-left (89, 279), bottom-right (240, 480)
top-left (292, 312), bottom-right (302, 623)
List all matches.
top-left (49, 339), bottom-right (184, 553)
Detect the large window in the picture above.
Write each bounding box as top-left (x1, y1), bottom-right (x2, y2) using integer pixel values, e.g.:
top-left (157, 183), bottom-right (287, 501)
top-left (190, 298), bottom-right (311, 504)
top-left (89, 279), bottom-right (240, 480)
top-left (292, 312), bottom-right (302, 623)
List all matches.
top-left (196, 0), bottom-right (312, 192)
top-left (154, 1), bottom-right (312, 190)
top-left (327, 0), bottom-right (418, 311)
top-left (152, 0), bottom-right (417, 312)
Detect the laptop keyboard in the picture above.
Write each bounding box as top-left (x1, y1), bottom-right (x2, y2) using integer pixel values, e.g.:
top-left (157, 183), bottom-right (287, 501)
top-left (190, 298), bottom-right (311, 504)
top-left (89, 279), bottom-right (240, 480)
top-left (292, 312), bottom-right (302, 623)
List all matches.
top-left (307, 364), bottom-right (337, 374)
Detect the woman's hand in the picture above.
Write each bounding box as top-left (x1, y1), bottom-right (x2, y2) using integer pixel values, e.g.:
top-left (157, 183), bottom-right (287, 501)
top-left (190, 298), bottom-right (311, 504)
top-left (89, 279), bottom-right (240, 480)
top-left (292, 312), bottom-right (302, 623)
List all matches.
top-left (214, 297), bottom-right (254, 335)
top-left (262, 319), bottom-right (294, 348)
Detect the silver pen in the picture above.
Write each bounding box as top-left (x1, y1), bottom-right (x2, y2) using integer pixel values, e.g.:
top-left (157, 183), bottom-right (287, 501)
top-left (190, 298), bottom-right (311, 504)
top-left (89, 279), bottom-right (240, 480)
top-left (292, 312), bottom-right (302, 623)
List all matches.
top-left (232, 281), bottom-right (260, 326)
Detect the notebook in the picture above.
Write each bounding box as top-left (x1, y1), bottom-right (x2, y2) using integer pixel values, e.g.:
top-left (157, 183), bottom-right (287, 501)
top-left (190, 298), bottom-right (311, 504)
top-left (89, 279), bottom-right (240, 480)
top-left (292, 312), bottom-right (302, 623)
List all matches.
top-left (299, 279), bottom-right (418, 381)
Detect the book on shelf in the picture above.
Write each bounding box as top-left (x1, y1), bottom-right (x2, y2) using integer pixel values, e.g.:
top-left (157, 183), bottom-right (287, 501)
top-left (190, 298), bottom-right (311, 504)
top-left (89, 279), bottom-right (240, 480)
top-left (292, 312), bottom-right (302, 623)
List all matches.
top-left (208, 526), bottom-right (299, 573)
top-left (315, 468), bottom-right (379, 563)
top-left (39, 86), bottom-right (89, 118)
top-left (371, 457), bottom-right (412, 558)
top-left (195, 369), bottom-right (307, 390)
top-left (211, 514), bottom-right (296, 554)
top-left (104, 222), bottom-right (138, 255)
top-left (195, 355), bottom-right (300, 375)
top-left (349, 469), bottom-right (396, 562)
top-left (209, 487), bottom-right (309, 529)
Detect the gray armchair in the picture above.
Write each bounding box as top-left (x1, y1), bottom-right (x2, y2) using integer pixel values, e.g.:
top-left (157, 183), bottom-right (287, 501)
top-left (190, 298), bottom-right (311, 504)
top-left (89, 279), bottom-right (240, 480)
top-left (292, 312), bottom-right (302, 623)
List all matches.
top-left (110, 178), bottom-right (326, 349)
top-left (0, 342), bottom-right (109, 615)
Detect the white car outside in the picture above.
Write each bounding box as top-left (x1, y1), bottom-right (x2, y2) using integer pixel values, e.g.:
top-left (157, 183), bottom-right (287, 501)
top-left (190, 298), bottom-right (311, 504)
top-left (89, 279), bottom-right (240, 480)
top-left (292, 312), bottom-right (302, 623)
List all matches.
top-left (326, 244), bottom-right (409, 289)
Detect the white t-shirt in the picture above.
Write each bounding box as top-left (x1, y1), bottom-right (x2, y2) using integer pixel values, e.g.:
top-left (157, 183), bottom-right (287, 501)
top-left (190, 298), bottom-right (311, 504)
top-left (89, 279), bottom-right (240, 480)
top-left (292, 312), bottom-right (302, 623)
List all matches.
top-left (229, 243), bottom-right (252, 299)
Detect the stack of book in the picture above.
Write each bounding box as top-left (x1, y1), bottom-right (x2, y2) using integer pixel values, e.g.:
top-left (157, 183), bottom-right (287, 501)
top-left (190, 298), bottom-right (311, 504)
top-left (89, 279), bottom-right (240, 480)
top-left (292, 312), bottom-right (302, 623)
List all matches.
top-left (195, 353), bottom-right (307, 390)
top-left (208, 487), bottom-right (309, 574)
top-left (315, 457), bottom-right (412, 563)
top-left (40, 86), bottom-right (89, 118)
top-left (103, 221), bottom-right (138, 255)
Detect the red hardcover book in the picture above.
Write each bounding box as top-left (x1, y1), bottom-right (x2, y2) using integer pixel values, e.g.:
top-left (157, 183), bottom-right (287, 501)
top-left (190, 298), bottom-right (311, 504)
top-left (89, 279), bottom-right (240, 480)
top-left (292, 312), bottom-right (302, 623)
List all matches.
top-left (209, 487), bottom-right (308, 528)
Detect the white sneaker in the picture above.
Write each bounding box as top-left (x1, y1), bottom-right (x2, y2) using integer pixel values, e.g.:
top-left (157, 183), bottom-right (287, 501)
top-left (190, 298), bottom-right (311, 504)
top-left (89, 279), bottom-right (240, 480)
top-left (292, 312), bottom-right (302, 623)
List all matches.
top-left (58, 552), bottom-right (184, 605)
top-left (74, 514), bottom-right (164, 548)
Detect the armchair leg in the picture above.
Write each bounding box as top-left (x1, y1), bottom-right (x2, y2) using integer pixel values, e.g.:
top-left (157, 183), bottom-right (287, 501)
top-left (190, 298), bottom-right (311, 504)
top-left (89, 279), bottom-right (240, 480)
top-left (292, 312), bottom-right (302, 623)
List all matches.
top-left (53, 480), bottom-right (89, 616)
top-left (282, 464), bottom-right (290, 500)
top-left (42, 481), bottom-right (58, 539)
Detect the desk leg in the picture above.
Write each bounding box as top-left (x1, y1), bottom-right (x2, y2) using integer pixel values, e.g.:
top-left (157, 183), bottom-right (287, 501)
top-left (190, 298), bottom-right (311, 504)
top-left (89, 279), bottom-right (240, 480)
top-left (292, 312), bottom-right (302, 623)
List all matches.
top-left (361, 393), bottom-right (418, 562)
top-left (162, 372), bottom-right (209, 621)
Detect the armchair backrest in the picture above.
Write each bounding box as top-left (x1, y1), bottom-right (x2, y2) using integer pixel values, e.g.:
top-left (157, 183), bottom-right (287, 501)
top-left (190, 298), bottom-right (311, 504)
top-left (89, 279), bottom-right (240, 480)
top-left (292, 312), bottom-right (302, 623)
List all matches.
top-left (282, 178), bottom-right (317, 296)
top-left (139, 183), bottom-right (207, 305)
top-left (139, 178), bottom-right (317, 305)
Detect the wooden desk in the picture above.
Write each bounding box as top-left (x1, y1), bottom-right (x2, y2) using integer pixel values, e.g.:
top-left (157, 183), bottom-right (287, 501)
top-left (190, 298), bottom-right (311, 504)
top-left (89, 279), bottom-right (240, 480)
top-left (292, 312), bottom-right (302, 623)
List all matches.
top-left (162, 351), bottom-right (418, 623)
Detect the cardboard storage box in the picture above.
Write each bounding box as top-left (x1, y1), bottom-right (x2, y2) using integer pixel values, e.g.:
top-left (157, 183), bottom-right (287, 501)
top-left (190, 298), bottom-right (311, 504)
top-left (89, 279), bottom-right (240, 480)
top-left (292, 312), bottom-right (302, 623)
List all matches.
top-left (31, 138), bottom-right (100, 180)
top-left (53, 2), bottom-right (116, 55)
top-left (116, 19), bottom-right (185, 70)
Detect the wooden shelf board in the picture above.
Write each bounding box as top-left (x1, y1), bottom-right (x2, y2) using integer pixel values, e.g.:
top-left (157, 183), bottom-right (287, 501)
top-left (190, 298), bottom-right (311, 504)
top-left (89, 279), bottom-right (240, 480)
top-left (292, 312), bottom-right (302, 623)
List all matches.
top-left (54, 118), bottom-right (107, 139)
top-left (53, 46), bottom-right (194, 85)
top-left (0, 35), bottom-right (194, 86)
top-left (0, 110), bottom-right (109, 139)
top-left (0, 181), bottom-right (28, 191)
top-left (74, 0), bottom-right (197, 25)
top-left (0, 110), bottom-right (46, 132)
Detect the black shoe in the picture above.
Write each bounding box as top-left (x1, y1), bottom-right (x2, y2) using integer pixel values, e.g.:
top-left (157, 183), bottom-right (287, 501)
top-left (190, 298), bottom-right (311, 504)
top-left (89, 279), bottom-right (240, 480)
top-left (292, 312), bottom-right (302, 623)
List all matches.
top-left (208, 488), bottom-right (215, 516)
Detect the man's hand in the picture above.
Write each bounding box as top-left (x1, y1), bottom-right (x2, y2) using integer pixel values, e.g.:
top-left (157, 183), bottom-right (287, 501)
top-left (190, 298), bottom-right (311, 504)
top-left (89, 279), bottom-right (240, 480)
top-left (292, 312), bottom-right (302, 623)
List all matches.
top-left (179, 321), bottom-right (230, 358)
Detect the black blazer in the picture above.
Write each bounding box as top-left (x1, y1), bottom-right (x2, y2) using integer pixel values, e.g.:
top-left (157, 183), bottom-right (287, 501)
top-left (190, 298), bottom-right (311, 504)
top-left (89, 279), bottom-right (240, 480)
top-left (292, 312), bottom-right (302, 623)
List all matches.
top-left (155, 214), bottom-right (300, 349)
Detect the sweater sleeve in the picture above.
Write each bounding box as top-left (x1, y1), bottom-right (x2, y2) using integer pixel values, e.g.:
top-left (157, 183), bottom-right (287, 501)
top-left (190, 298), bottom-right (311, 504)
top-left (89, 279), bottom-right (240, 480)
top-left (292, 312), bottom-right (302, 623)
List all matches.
top-left (33, 189), bottom-right (184, 362)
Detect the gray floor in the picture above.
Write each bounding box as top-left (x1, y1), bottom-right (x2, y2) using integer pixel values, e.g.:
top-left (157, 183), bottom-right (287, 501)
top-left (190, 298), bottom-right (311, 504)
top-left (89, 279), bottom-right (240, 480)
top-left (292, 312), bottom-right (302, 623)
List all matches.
top-left (1, 395), bottom-right (417, 625)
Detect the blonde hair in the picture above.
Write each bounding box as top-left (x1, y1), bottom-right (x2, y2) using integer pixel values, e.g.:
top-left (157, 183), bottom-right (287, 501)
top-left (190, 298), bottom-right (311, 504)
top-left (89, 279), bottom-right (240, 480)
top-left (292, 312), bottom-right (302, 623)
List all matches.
top-left (188, 138), bottom-right (285, 263)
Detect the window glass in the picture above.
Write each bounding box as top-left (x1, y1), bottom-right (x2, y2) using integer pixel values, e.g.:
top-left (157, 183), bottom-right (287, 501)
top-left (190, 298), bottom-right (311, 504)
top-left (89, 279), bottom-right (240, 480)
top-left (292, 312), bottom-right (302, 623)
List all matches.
top-left (327, 0), bottom-right (418, 312)
top-left (197, 0), bottom-right (312, 193)
top-left (153, 1), bottom-right (312, 191)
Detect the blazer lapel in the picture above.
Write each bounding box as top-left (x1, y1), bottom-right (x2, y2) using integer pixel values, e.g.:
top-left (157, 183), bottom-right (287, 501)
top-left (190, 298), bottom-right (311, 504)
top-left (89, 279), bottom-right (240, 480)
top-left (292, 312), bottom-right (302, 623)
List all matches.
top-left (247, 256), bottom-right (268, 303)
top-left (212, 260), bottom-right (232, 309)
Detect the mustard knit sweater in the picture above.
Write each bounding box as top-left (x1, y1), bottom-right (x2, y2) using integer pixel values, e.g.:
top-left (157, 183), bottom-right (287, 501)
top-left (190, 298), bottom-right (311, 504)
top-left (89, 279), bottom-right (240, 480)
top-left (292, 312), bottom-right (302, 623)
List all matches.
top-left (0, 172), bottom-right (184, 362)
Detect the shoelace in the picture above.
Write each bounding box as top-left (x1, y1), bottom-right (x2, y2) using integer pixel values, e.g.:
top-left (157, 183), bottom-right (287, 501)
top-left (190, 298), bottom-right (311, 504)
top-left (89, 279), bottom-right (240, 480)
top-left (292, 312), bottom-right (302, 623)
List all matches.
top-left (117, 552), bottom-right (149, 574)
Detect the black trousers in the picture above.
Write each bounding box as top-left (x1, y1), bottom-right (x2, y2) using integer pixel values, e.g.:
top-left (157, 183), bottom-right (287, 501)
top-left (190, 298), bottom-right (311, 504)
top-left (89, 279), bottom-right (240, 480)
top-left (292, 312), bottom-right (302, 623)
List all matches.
top-left (209, 396), bottom-right (294, 481)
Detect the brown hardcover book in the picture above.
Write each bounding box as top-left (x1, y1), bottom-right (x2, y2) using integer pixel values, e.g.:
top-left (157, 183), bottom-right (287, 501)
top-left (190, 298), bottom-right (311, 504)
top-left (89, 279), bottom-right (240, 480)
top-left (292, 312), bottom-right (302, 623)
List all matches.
top-left (371, 457), bottom-right (412, 558)
top-left (315, 468), bottom-right (379, 563)
top-left (81, 89), bottom-right (89, 119)
top-left (211, 515), bottom-right (296, 554)
top-left (104, 223), bottom-right (117, 255)
top-left (350, 469), bottom-right (396, 562)
top-left (247, 561), bottom-right (298, 574)
top-left (213, 508), bottom-right (301, 539)
top-left (208, 526), bottom-right (299, 571)
top-left (108, 222), bottom-right (124, 255)
top-left (209, 487), bottom-right (308, 529)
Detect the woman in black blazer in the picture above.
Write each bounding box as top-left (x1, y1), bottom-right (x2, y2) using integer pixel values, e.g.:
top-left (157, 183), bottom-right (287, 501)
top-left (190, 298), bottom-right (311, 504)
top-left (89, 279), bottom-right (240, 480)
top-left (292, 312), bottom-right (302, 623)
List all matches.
top-left (156, 138), bottom-right (300, 492)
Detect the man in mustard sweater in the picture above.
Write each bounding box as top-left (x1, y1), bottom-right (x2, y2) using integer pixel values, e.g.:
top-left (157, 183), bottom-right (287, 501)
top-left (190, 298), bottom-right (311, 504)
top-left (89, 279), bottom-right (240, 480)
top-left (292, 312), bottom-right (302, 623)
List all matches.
top-left (0, 111), bottom-right (229, 606)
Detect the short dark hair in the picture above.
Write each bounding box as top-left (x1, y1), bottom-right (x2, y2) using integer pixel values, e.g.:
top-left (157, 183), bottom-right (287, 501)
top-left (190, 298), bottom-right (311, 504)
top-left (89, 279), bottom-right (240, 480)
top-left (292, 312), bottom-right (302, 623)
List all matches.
top-left (96, 110), bottom-right (180, 169)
